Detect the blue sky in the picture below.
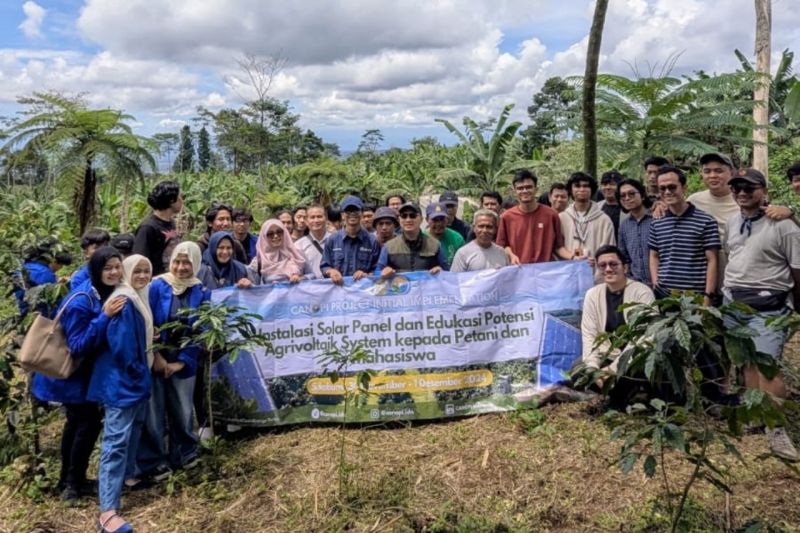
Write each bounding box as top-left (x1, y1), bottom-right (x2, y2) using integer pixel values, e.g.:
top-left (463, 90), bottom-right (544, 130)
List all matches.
top-left (1, 0), bottom-right (799, 152)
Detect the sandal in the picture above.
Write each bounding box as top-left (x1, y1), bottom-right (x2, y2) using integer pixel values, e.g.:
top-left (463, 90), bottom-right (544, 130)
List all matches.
top-left (97, 512), bottom-right (134, 533)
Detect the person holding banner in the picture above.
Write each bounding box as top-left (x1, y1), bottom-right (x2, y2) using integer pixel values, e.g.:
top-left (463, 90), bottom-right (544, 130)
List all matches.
top-left (198, 232), bottom-right (255, 290)
top-left (250, 219), bottom-right (306, 284)
top-left (378, 202), bottom-right (448, 277)
top-left (321, 195), bottom-right (381, 285)
top-left (136, 242), bottom-right (210, 481)
top-left (450, 209), bottom-right (508, 272)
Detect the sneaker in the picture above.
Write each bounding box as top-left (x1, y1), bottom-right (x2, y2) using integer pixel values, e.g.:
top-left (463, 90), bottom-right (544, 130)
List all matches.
top-left (147, 464), bottom-right (173, 483)
top-left (767, 427), bottom-right (799, 462)
top-left (198, 426), bottom-right (214, 442)
top-left (182, 456), bottom-right (200, 470)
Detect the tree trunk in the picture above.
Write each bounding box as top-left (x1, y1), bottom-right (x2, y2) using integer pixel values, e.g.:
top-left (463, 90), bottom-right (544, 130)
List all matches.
top-left (753, 0), bottom-right (771, 179)
top-left (583, 0), bottom-right (609, 180)
top-left (77, 160), bottom-right (97, 235)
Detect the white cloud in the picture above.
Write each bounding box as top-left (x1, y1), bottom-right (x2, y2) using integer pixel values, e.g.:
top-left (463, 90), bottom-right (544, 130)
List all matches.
top-left (19, 1), bottom-right (47, 39)
top-left (0, 0), bottom-right (798, 145)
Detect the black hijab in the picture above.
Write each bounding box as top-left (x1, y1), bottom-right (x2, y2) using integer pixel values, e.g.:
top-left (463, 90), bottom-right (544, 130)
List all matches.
top-left (88, 246), bottom-right (123, 302)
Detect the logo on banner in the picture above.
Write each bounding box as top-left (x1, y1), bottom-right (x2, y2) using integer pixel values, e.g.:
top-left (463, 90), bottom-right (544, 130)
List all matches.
top-left (368, 276), bottom-right (411, 296)
top-left (311, 408), bottom-right (320, 419)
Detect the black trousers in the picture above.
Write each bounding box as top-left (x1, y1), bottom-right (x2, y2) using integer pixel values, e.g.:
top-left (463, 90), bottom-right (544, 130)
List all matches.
top-left (59, 402), bottom-right (102, 488)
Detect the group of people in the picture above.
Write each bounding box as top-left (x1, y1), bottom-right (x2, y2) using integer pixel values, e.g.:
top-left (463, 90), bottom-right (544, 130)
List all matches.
top-left (13, 154), bottom-right (800, 532)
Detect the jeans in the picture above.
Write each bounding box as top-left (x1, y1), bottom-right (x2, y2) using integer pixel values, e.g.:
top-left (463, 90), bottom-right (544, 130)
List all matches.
top-left (135, 373), bottom-right (197, 475)
top-left (98, 402), bottom-right (146, 512)
top-left (59, 402), bottom-right (103, 489)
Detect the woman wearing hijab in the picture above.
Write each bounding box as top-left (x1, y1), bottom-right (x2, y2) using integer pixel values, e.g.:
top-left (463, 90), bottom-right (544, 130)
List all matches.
top-left (250, 219), bottom-right (305, 284)
top-left (135, 242), bottom-right (210, 480)
top-left (32, 247), bottom-right (126, 501)
top-left (87, 255), bottom-right (153, 533)
top-left (198, 231), bottom-right (255, 290)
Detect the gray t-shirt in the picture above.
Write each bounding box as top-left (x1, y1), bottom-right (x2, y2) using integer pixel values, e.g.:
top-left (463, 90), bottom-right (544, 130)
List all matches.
top-left (450, 241), bottom-right (509, 273)
top-left (724, 214), bottom-right (800, 292)
top-left (296, 233), bottom-right (329, 279)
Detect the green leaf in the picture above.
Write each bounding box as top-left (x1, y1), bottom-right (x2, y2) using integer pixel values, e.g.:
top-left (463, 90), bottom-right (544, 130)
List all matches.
top-left (643, 455), bottom-right (657, 478)
top-left (673, 320), bottom-right (691, 351)
top-left (662, 424), bottom-right (686, 452)
top-left (620, 452), bottom-right (639, 474)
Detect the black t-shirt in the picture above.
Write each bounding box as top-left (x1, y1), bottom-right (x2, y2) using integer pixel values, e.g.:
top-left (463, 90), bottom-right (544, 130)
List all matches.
top-left (133, 214), bottom-right (180, 276)
top-left (604, 287), bottom-right (625, 333)
top-left (449, 217), bottom-right (471, 241)
top-left (602, 202), bottom-right (622, 238)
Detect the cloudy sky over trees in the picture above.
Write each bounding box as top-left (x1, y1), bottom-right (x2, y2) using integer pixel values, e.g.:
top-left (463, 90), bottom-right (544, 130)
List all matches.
top-left (1, 0), bottom-right (798, 149)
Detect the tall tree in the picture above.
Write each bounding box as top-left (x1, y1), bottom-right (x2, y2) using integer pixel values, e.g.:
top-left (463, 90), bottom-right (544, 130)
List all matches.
top-left (197, 126), bottom-right (211, 171)
top-left (752, 0), bottom-right (771, 177)
top-left (522, 76), bottom-right (579, 154)
top-left (3, 92), bottom-right (156, 234)
top-left (153, 132), bottom-right (179, 172)
top-left (173, 124), bottom-right (194, 173)
top-left (582, 0), bottom-right (609, 179)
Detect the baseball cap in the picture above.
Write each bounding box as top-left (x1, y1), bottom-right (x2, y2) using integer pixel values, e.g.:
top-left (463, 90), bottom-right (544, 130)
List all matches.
top-left (340, 195), bottom-right (364, 211)
top-left (426, 202), bottom-right (448, 220)
top-left (439, 191), bottom-right (458, 206)
top-left (699, 152), bottom-right (734, 169)
top-left (729, 168), bottom-right (767, 188)
top-left (398, 202), bottom-right (421, 215)
top-left (111, 233), bottom-right (135, 255)
top-left (372, 206), bottom-right (399, 228)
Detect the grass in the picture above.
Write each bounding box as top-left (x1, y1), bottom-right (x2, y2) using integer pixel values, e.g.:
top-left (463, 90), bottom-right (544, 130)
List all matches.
top-left (3, 346), bottom-right (800, 532)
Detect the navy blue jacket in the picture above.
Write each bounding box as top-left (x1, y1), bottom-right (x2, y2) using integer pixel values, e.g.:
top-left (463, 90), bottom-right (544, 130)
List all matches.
top-left (320, 228), bottom-right (381, 277)
top-left (31, 281), bottom-right (109, 404)
top-left (14, 261), bottom-right (57, 316)
top-left (87, 301), bottom-right (151, 408)
top-left (149, 278), bottom-right (210, 379)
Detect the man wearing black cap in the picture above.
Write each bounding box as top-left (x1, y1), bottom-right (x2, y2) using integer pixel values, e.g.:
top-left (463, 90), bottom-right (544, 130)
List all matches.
top-left (110, 233), bottom-right (135, 258)
top-left (372, 207), bottom-right (399, 247)
top-left (723, 168), bottom-right (800, 462)
top-left (439, 191), bottom-right (471, 241)
top-left (321, 195), bottom-right (381, 285)
top-left (377, 202), bottom-right (447, 276)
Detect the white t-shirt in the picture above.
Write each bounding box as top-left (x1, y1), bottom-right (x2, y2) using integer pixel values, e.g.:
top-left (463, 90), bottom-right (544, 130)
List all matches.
top-left (450, 241), bottom-right (509, 273)
top-left (296, 233), bottom-right (329, 279)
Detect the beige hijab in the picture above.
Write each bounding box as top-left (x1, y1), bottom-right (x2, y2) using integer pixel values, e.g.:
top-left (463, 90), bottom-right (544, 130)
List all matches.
top-left (109, 254), bottom-right (155, 368)
top-left (158, 241), bottom-right (203, 295)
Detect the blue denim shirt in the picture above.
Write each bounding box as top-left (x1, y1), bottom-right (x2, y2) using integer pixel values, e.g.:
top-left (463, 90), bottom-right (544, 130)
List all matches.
top-left (320, 228), bottom-right (381, 277)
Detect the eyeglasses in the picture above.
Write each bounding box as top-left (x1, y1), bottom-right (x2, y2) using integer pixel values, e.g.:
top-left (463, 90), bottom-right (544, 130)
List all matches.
top-left (398, 212), bottom-right (418, 219)
top-left (343, 209), bottom-right (361, 216)
top-left (730, 184), bottom-right (761, 194)
top-left (658, 184), bottom-right (679, 193)
top-left (619, 191), bottom-right (639, 199)
top-left (266, 231), bottom-right (283, 239)
top-left (597, 261), bottom-right (622, 270)
top-left (515, 185), bottom-right (534, 191)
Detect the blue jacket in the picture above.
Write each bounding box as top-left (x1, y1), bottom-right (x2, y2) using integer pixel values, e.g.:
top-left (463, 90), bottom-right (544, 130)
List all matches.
top-left (86, 301), bottom-right (151, 408)
top-left (149, 278), bottom-right (210, 379)
top-left (31, 281), bottom-right (109, 404)
top-left (69, 264), bottom-right (90, 291)
top-left (320, 228), bottom-right (381, 277)
top-left (14, 261), bottom-right (57, 316)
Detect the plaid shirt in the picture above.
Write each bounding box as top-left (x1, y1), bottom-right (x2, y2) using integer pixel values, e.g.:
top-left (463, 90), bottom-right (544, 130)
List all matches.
top-left (618, 212), bottom-right (653, 285)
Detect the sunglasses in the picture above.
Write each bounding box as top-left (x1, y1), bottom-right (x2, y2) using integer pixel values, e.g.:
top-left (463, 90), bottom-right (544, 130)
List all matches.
top-left (266, 231), bottom-right (283, 239)
top-left (658, 184), bottom-right (679, 193)
top-left (398, 212), bottom-right (418, 219)
top-left (619, 191), bottom-right (639, 199)
top-left (730, 184), bottom-right (761, 194)
top-left (597, 261), bottom-right (622, 270)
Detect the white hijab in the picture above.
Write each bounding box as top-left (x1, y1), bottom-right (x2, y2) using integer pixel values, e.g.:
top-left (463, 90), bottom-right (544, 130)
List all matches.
top-left (158, 241), bottom-right (203, 295)
top-left (110, 254), bottom-right (155, 368)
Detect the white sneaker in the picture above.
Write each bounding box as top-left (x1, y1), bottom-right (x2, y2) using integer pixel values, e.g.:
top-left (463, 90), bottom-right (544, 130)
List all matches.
top-left (226, 424), bottom-right (242, 433)
top-left (198, 426), bottom-right (214, 442)
top-left (767, 427), bottom-right (799, 462)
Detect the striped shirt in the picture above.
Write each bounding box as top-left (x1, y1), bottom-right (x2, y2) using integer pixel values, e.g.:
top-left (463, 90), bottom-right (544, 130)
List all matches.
top-left (618, 211), bottom-right (653, 286)
top-left (648, 203), bottom-right (720, 293)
